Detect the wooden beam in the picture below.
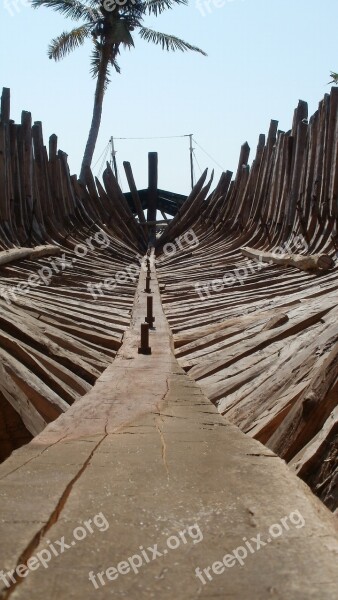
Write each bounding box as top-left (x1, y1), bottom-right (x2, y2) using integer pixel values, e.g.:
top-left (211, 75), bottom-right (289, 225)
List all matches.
top-left (240, 246), bottom-right (334, 271)
top-left (0, 245), bottom-right (61, 267)
top-left (147, 152), bottom-right (158, 245)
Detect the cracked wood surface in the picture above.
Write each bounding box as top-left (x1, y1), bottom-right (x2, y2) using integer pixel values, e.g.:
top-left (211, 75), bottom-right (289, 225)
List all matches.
top-left (158, 231), bottom-right (338, 511)
top-left (0, 259), bottom-right (338, 599)
top-left (1, 86), bottom-right (338, 598)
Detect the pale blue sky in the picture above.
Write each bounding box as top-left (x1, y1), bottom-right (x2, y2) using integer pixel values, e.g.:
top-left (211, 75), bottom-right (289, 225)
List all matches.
top-left (1, 0), bottom-right (337, 194)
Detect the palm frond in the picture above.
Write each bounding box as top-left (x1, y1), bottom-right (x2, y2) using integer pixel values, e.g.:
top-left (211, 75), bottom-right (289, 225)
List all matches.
top-left (110, 54), bottom-right (121, 74)
top-left (117, 7), bottom-right (144, 29)
top-left (48, 24), bottom-right (92, 60)
top-left (32, 0), bottom-right (100, 23)
top-left (110, 20), bottom-right (135, 48)
top-left (105, 65), bottom-right (111, 89)
top-left (90, 44), bottom-right (111, 88)
top-left (329, 71), bottom-right (338, 84)
top-left (90, 43), bottom-right (101, 78)
top-left (139, 27), bottom-right (207, 55)
top-left (144, 0), bottom-right (188, 17)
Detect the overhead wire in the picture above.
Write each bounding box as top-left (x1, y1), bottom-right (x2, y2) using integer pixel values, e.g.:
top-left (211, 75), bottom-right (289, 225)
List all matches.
top-left (93, 141), bottom-right (110, 170)
top-left (192, 149), bottom-right (203, 176)
top-left (193, 138), bottom-right (224, 171)
top-left (93, 135), bottom-right (224, 188)
top-left (114, 134), bottom-right (191, 140)
top-left (97, 144), bottom-right (110, 179)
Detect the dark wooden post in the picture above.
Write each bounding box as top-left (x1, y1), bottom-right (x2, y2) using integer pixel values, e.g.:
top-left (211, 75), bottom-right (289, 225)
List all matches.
top-left (147, 152), bottom-right (158, 246)
top-left (145, 295), bottom-right (155, 328)
top-left (138, 323), bottom-right (151, 355)
top-left (0, 88), bottom-right (10, 124)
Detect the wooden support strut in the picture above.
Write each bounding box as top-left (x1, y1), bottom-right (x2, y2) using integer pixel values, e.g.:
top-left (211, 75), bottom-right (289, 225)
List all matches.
top-left (147, 152), bottom-right (158, 246)
top-left (144, 275), bottom-right (152, 293)
top-left (138, 323), bottom-right (151, 355)
top-left (0, 245), bottom-right (61, 267)
top-left (240, 246), bottom-right (334, 272)
top-left (145, 295), bottom-right (155, 328)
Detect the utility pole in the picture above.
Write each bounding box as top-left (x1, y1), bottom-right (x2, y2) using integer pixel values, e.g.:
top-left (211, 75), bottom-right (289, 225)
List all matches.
top-left (110, 136), bottom-right (118, 183)
top-left (189, 134), bottom-right (194, 190)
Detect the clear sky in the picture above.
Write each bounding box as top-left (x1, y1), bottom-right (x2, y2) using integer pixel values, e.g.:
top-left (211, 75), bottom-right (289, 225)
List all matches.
top-left (1, 0), bottom-right (337, 195)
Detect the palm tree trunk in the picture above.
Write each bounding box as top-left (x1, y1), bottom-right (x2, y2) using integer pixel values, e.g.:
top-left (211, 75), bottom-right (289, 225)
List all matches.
top-left (79, 45), bottom-right (110, 184)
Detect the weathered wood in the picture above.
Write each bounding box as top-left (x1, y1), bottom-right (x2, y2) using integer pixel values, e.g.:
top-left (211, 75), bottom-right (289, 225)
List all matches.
top-left (262, 313), bottom-right (289, 331)
top-left (155, 90), bottom-right (338, 512)
top-left (240, 246), bottom-right (334, 271)
top-left (0, 245), bottom-right (61, 267)
top-left (0, 88), bottom-right (10, 125)
top-left (0, 86), bottom-right (338, 520)
top-left (147, 152), bottom-right (158, 245)
top-left (266, 333), bottom-right (338, 460)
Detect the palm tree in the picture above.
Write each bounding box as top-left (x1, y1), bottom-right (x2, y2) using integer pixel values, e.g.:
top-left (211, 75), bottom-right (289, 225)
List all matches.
top-left (329, 71), bottom-right (338, 84)
top-left (32, 0), bottom-right (206, 183)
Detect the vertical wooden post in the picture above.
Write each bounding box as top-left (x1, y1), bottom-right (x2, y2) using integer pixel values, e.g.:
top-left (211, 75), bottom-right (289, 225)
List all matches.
top-left (147, 152), bottom-right (158, 246)
top-left (0, 88), bottom-right (10, 124)
top-left (189, 134), bottom-right (194, 190)
top-left (235, 142), bottom-right (250, 182)
top-left (138, 323), bottom-right (151, 355)
top-left (0, 89), bottom-right (10, 222)
top-left (145, 295), bottom-right (155, 328)
top-left (144, 275), bottom-right (151, 293)
top-left (110, 136), bottom-right (118, 183)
